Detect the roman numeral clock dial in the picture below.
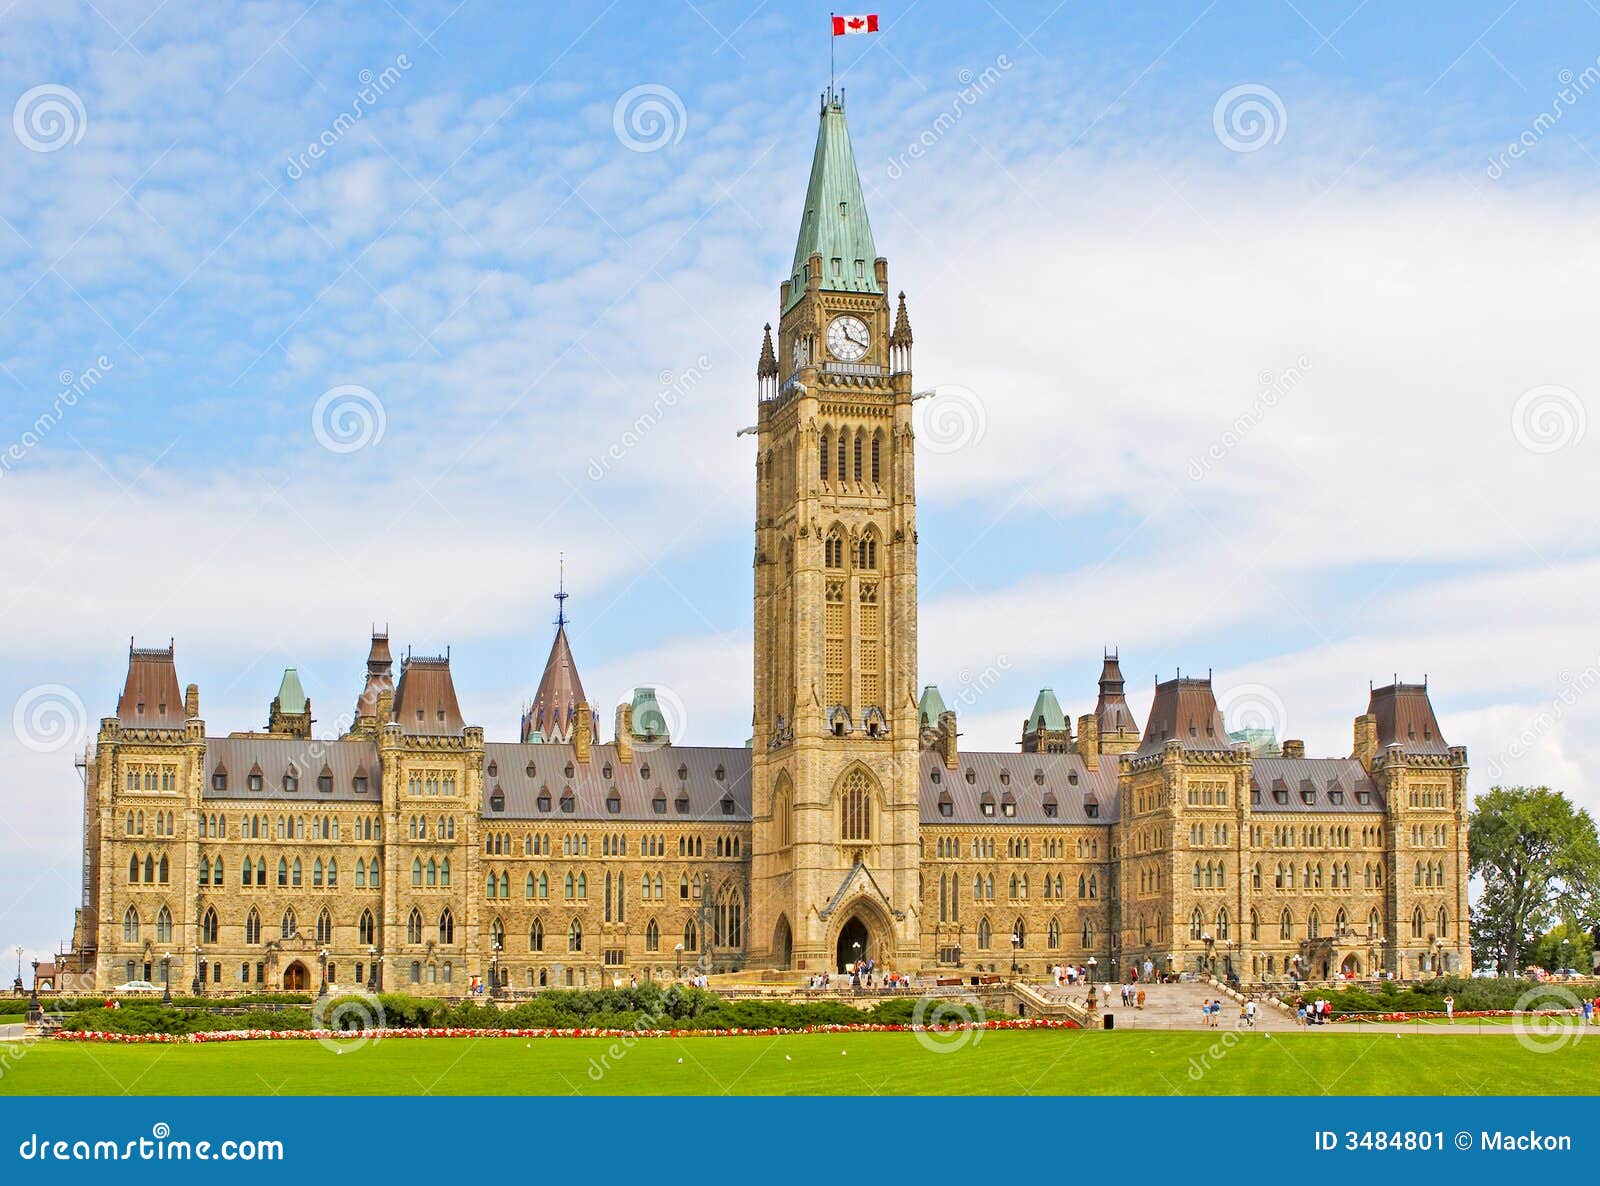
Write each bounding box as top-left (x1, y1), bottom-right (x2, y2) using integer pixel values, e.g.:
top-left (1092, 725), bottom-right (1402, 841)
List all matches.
top-left (826, 315), bottom-right (870, 362)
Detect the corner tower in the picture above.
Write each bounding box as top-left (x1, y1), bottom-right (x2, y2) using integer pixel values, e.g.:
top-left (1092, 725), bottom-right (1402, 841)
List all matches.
top-left (750, 92), bottom-right (920, 972)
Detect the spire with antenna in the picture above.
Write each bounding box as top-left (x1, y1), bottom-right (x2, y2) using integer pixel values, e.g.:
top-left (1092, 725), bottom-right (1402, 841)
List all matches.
top-left (554, 552), bottom-right (569, 629)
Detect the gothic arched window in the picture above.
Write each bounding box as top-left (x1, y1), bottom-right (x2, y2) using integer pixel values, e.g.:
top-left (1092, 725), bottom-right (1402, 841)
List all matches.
top-left (840, 768), bottom-right (873, 841)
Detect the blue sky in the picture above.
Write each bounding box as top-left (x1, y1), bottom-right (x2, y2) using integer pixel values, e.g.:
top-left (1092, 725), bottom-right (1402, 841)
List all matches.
top-left (5, 0), bottom-right (1600, 956)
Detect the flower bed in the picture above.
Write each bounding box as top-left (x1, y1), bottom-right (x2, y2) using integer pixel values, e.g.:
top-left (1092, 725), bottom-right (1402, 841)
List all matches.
top-left (1334, 1008), bottom-right (1580, 1023)
top-left (54, 1017), bottom-right (1078, 1044)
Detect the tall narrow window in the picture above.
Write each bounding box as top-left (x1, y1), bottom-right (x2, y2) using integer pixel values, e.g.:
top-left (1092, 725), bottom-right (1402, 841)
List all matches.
top-left (870, 432), bottom-right (882, 484)
top-left (858, 581), bottom-right (879, 708)
top-left (840, 768), bottom-right (873, 841)
top-left (820, 431), bottom-right (830, 480)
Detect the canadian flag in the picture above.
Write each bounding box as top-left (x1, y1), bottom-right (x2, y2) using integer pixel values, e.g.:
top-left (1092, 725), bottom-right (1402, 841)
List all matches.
top-left (832, 13), bottom-right (879, 35)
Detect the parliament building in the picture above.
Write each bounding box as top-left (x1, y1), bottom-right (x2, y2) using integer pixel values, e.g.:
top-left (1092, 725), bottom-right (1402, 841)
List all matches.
top-left (60, 92), bottom-right (1471, 995)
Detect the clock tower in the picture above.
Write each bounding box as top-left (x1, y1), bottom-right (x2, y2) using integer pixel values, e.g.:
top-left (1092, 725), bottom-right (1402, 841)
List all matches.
top-left (749, 91), bottom-right (922, 972)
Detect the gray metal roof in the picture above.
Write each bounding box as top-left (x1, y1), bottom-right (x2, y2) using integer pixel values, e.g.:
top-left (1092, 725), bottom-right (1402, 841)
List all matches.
top-left (202, 737), bottom-right (379, 803)
top-left (1249, 756), bottom-right (1382, 813)
top-left (918, 751), bottom-right (1119, 826)
top-left (481, 743), bottom-right (752, 822)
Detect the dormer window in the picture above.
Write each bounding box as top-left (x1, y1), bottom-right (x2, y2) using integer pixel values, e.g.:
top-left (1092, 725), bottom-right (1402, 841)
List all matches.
top-left (1033, 769), bottom-right (1044, 786)
top-left (1068, 770), bottom-right (1079, 786)
top-left (1356, 790), bottom-right (1371, 805)
top-left (930, 769), bottom-right (941, 784)
top-left (353, 774), bottom-right (369, 794)
top-left (487, 761), bottom-right (497, 777)
top-left (559, 790), bottom-right (575, 813)
top-left (674, 794), bottom-right (690, 815)
top-left (564, 762), bottom-right (575, 778)
top-left (1002, 801), bottom-right (1016, 818)
top-left (490, 786), bottom-right (505, 812)
top-left (1043, 800), bottom-right (1058, 818)
top-left (602, 763), bottom-right (613, 779)
top-left (714, 765), bottom-right (726, 781)
top-left (212, 766), bottom-right (228, 793)
top-left (999, 770), bottom-right (1010, 786)
top-left (606, 793), bottom-right (621, 815)
top-left (525, 762), bottom-right (535, 778)
top-left (652, 793), bottom-right (667, 815)
top-left (720, 796), bottom-right (735, 816)
top-left (677, 764), bottom-right (688, 781)
top-left (939, 801), bottom-right (954, 818)
top-left (1086, 801), bottom-right (1100, 819)
top-left (536, 790), bottom-right (552, 813)
top-left (283, 768), bottom-right (299, 793)
top-left (640, 763), bottom-right (651, 780)
top-left (248, 772), bottom-right (263, 793)
top-left (965, 768), bottom-right (976, 785)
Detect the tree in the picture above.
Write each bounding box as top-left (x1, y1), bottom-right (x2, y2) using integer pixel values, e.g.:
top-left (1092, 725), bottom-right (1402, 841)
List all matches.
top-left (1527, 922), bottom-right (1595, 974)
top-left (1469, 787), bottom-right (1600, 974)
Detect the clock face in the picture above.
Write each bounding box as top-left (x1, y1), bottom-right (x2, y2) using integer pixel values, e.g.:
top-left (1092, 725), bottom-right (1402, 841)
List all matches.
top-left (826, 315), bottom-right (871, 362)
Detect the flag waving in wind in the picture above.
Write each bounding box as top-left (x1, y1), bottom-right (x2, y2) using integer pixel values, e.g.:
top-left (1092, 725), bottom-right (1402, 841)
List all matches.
top-left (832, 13), bottom-right (879, 35)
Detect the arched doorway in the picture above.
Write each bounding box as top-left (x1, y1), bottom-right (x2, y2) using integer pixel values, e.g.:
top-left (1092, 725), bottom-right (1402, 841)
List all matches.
top-left (836, 916), bottom-right (870, 971)
top-left (283, 961), bottom-right (310, 991)
top-left (1340, 953), bottom-right (1362, 977)
top-left (773, 915), bottom-right (793, 970)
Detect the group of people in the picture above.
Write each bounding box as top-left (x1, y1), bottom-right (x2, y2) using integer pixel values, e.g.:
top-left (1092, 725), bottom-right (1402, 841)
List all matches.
top-left (806, 960), bottom-right (917, 992)
top-left (1294, 996), bottom-right (1335, 1025)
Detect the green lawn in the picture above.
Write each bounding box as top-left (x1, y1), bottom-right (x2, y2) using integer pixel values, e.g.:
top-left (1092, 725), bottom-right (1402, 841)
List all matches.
top-left (1, 1029), bottom-right (1595, 1095)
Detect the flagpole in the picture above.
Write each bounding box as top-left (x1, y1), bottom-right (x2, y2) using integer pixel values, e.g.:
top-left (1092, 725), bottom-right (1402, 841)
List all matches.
top-left (829, 13), bottom-right (835, 102)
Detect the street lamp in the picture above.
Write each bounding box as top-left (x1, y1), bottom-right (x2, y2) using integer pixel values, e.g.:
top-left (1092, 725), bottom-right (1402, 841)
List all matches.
top-left (192, 945), bottom-right (203, 997)
top-left (26, 959), bottom-right (41, 1022)
top-left (1086, 956), bottom-right (1099, 1011)
top-left (318, 947), bottom-right (329, 998)
top-left (1010, 933), bottom-right (1022, 978)
top-left (161, 951), bottom-right (172, 1004)
top-left (13, 945), bottom-right (22, 995)
top-left (674, 942), bottom-right (684, 979)
top-left (489, 939), bottom-right (501, 1001)
top-left (368, 946), bottom-right (379, 992)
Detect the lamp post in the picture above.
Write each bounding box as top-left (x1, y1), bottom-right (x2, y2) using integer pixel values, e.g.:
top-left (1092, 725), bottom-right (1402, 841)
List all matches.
top-left (1086, 956), bottom-right (1099, 1011)
top-left (1201, 931), bottom-right (1215, 975)
top-left (489, 939), bottom-right (501, 1001)
top-left (161, 951), bottom-right (172, 1004)
top-left (192, 945), bottom-right (203, 997)
top-left (375, 954), bottom-right (384, 992)
top-left (26, 959), bottom-right (41, 1022)
top-left (13, 945), bottom-right (22, 995)
top-left (674, 942), bottom-right (684, 979)
top-left (318, 947), bottom-right (329, 998)
top-left (368, 946), bottom-right (379, 992)
top-left (1010, 933), bottom-right (1021, 978)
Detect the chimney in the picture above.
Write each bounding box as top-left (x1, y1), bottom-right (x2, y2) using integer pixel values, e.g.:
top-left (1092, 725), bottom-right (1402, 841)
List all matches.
top-left (1281, 739), bottom-right (1305, 759)
top-left (184, 684), bottom-right (200, 720)
top-left (573, 702), bottom-right (593, 764)
top-left (614, 703), bottom-right (634, 764)
top-left (376, 688), bottom-right (394, 725)
top-left (1353, 712), bottom-right (1377, 769)
top-left (1075, 713), bottom-right (1100, 771)
top-left (938, 709), bottom-right (958, 770)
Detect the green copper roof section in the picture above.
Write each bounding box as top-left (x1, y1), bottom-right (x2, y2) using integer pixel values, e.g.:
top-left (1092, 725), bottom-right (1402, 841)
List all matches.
top-left (786, 99), bottom-right (881, 310)
top-left (630, 686), bottom-right (670, 742)
top-left (1228, 727), bottom-right (1281, 757)
top-left (1025, 688), bottom-right (1067, 733)
top-left (917, 685), bottom-right (948, 728)
top-left (275, 668), bottom-right (308, 714)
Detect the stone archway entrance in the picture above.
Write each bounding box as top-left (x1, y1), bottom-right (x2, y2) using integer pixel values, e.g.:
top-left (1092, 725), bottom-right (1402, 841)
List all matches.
top-left (283, 961), bottom-right (310, 991)
top-left (773, 915), bottom-right (794, 970)
top-left (1340, 953), bottom-right (1362, 977)
top-left (836, 916), bottom-right (871, 972)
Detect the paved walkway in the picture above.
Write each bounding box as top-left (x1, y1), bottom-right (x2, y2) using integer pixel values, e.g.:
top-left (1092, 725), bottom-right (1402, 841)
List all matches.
top-left (1028, 981), bottom-right (1567, 1036)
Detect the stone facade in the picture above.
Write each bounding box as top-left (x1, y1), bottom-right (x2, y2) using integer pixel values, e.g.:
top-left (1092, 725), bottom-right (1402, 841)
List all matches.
top-left (58, 92), bottom-right (1470, 995)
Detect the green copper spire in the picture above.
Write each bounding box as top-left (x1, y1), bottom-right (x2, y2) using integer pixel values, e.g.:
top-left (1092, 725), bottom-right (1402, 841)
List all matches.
top-left (1026, 688), bottom-right (1067, 733)
top-left (786, 95), bottom-right (881, 310)
top-left (275, 668), bottom-right (308, 715)
top-left (917, 685), bottom-right (948, 729)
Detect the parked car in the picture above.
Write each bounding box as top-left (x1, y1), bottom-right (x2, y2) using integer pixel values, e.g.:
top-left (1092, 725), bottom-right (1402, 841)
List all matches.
top-left (110, 980), bottom-right (160, 993)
